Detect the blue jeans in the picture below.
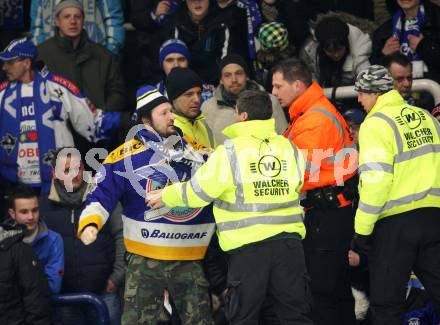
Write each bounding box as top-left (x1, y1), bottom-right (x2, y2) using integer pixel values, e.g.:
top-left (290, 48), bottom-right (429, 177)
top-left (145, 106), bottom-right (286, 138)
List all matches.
top-left (58, 292), bottom-right (121, 325)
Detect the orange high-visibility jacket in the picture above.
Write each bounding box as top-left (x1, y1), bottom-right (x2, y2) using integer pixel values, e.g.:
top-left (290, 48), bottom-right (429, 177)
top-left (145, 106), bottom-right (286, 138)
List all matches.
top-left (283, 82), bottom-right (358, 192)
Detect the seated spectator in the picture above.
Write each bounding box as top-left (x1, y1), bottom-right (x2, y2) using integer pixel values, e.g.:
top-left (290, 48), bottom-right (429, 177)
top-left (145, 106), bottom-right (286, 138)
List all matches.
top-left (161, 0), bottom-right (232, 85)
top-left (30, 0), bottom-right (125, 56)
top-left (166, 67), bottom-right (216, 149)
top-left (157, 39), bottom-right (215, 103)
top-left (7, 185), bottom-right (64, 294)
top-left (0, 38), bottom-right (119, 194)
top-left (256, 22), bottom-right (296, 91)
top-left (383, 52), bottom-right (434, 110)
top-left (0, 223), bottom-right (53, 325)
top-left (201, 54), bottom-right (287, 145)
top-left (40, 148), bottom-right (125, 325)
top-left (300, 15), bottom-right (372, 88)
top-left (371, 0), bottom-right (440, 83)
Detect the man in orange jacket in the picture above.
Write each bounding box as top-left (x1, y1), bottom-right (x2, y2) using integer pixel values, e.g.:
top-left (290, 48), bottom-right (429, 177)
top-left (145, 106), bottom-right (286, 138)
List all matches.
top-left (272, 59), bottom-right (358, 325)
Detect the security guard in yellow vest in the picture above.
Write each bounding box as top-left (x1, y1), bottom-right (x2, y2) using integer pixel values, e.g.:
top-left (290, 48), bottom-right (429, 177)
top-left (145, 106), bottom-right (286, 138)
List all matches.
top-left (147, 90), bottom-right (313, 325)
top-left (166, 67), bottom-right (215, 150)
top-left (353, 65), bottom-right (440, 325)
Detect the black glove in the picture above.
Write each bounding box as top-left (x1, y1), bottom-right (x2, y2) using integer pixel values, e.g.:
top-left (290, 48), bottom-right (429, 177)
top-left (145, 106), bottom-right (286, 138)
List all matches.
top-left (351, 233), bottom-right (371, 257)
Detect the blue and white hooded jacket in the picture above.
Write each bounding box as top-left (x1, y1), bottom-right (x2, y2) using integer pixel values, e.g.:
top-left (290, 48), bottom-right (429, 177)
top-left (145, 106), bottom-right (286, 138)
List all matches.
top-left (30, 0), bottom-right (125, 55)
top-left (0, 68), bottom-right (120, 192)
top-left (78, 126), bottom-right (215, 261)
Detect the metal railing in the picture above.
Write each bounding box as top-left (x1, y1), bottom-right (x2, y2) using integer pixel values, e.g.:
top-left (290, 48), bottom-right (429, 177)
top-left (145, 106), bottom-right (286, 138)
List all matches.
top-left (52, 293), bottom-right (110, 325)
top-left (324, 78), bottom-right (440, 104)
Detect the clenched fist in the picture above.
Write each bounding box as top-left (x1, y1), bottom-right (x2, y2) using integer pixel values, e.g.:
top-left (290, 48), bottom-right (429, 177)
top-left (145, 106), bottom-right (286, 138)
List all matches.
top-left (80, 225), bottom-right (98, 245)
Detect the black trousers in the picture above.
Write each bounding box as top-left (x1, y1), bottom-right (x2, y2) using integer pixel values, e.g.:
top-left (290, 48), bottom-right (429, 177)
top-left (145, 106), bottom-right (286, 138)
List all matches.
top-left (369, 208), bottom-right (440, 325)
top-left (303, 205), bottom-right (356, 325)
top-left (225, 237), bottom-right (313, 325)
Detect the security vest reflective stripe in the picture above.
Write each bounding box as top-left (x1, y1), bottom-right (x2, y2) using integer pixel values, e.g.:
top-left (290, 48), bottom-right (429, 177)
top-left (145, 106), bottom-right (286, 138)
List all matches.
top-left (284, 82), bottom-right (357, 192)
top-left (163, 119), bottom-right (307, 251)
top-left (289, 108), bottom-right (358, 170)
top-left (355, 90), bottom-right (440, 235)
top-left (210, 134), bottom-right (306, 251)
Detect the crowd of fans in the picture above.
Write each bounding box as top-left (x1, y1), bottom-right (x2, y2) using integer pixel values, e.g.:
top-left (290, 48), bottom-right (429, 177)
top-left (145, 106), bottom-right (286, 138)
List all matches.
top-left (1, 0), bottom-right (440, 324)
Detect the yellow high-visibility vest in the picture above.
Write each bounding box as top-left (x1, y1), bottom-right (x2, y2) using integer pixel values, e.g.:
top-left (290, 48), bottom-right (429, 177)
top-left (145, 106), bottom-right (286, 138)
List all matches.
top-left (355, 90), bottom-right (440, 235)
top-left (163, 119), bottom-right (306, 251)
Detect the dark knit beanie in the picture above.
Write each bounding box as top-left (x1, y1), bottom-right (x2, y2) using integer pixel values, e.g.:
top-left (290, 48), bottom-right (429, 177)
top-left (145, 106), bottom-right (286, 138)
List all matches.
top-left (314, 17), bottom-right (349, 43)
top-left (219, 54), bottom-right (249, 77)
top-left (166, 67), bottom-right (202, 101)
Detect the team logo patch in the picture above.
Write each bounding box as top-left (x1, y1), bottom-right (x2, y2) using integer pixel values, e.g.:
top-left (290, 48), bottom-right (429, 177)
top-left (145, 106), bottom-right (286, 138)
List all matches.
top-left (0, 133), bottom-right (17, 155)
top-left (144, 179), bottom-right (202, 222)
top-left (250, 155), bottom-right (287, 178)
top-left (396, 107), bottom-right (426, 130)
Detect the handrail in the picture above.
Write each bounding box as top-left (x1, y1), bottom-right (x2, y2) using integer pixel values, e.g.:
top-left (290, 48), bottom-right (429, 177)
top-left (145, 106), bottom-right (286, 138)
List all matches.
top-left (52, 293), bottom-right (110, 325)
top-left (324, 79), bottom-right (440, 105)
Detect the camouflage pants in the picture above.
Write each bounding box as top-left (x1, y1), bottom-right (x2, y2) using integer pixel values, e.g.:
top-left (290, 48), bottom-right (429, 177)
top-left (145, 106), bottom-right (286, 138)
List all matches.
top-left (122, 254), bottom-right (214, 325)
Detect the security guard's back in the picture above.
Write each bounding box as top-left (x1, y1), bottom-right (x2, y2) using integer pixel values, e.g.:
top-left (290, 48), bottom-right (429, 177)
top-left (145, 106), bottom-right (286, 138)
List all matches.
top-left (160, 90), bottom-right (313, 325)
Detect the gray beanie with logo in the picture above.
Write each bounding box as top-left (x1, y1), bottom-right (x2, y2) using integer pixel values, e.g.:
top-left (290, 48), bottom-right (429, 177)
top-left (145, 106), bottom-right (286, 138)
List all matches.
top-left (355, 65), bottom-right (394, 94)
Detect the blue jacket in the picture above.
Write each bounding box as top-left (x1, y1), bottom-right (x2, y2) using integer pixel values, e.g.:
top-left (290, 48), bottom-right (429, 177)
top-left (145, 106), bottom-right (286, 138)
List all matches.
top-left (31, 220), bottom-right (64, 294)
top-left (30, 0), bottom-right (125, 55)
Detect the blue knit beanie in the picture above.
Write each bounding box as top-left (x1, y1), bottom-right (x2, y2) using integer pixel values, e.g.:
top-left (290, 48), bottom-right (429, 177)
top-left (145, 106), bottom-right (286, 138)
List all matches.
top-left (0, 38), bottom-right (38, 61)
top-left (159, 39), bottom-right (190, 69)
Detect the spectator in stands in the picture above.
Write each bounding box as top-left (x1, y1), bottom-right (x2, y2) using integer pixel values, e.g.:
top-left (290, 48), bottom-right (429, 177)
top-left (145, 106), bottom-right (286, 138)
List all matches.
top-left (30, 0), bottom-right (125, 56)
top-left (217, 0), bottom-right (260, 73)
top-left (37, 0), bottom-right (126, 153)
top-left (371, 0), bottom-right (440, 83)
top-left (259, 0), bottom-right (310, 50)
top-left (157, 39), bottom-right (215, 103)
top-left (40, 148), bottom-right (125, 325)
top-left (300, 15), bottom-right (372, 88)
top-left (0, 38), bottom-right (119, 196)
top-left (201, 54), bottom-right (287, 145)
top-left (256, 22), bottom-right (296, 91)
top-left (383, 52), bottom-right (434, 110)
top-left (161, 0), bottom-right (232, 84)
top-left (166, 67), bottom-right (216, 149)
top-left (7, 185), bottom-right (64, 294)
top-left (342, 108), bottom-right (366, 144)
top-left (36, 0), bottom-right (126, 113)
top-left (130, 0), bottom-right (181, 85)
top-left (0, 223), bottom-right (53, 325)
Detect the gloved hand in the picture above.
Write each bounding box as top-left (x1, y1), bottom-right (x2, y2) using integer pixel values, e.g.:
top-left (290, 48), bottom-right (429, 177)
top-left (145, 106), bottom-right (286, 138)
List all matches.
top-left (350, 233), bottom-right (370, 257)
top-left (80, 225), bottom-right (98, 245)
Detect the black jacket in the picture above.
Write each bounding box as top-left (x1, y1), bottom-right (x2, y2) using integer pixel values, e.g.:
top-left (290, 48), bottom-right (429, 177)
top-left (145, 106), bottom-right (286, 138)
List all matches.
top-left (39, 183), bottom-right (125, 294)
top-left (162, 0), bottom-right (232, 84)
top-left (0, 224), bottom-right (52, 325)
top-left (371, 0), bottom-right (440, 83)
